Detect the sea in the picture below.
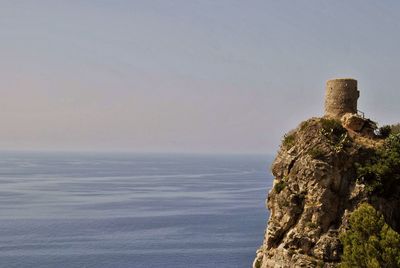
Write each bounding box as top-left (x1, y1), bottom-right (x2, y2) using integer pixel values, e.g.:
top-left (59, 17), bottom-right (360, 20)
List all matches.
top-left (0, 152), bottom-right (273, 268)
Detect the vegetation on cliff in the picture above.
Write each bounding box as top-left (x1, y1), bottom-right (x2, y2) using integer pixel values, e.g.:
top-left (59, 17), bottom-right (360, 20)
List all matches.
top-left (254, 78), bottom-right (400, 267)
top-left (376, 124), bottom-right (400, 138)
top-left (339, 203), bottom-right (400, 268)
top-left (356, 131), bottom-right (400, 195)
top-left (254, 117), bottom-right (400, 268)
top-left (316, 119), bottom-right (400, 267)
top-left (340, 124), bottom-right (400, 267)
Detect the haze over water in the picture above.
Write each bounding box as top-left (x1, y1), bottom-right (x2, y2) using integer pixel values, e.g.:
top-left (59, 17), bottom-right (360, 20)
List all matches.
top-left (1, 1), bottom-right (400, 154)
top-left (0, 152), bottom-right (273, 268)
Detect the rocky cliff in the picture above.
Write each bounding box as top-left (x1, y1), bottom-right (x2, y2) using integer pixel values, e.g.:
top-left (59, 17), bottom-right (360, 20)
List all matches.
top-left (253, 115), bottom-right (400, 268)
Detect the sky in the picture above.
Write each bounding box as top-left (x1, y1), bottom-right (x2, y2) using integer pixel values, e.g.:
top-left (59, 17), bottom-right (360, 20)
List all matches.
top-left (0, 0), bottom-right (400, 154)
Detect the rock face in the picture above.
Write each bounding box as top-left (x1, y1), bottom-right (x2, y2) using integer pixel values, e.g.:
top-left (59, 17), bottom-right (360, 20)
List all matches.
top-left (253, 78), bottom-right (400, 267)
top-left (341, 113), bottom-right (376, 138)
top-left (253, 117), bottom-right (394, 268)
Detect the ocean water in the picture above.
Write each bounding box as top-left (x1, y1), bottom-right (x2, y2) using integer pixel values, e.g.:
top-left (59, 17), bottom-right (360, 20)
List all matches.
top-left (0, 152), bottom-right (273, 268)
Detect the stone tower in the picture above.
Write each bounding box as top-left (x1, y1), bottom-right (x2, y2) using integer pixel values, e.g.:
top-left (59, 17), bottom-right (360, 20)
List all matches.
top-left (324, 78), bottom-right (359, 119)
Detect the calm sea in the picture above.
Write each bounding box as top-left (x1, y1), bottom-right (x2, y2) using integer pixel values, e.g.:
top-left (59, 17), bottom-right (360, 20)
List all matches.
top-left (0, 152), bottom-right (273, 268)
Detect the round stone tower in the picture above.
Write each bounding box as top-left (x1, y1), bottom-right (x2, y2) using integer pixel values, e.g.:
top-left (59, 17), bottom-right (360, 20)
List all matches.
top-left (324, 78), bottom-right (359, 119)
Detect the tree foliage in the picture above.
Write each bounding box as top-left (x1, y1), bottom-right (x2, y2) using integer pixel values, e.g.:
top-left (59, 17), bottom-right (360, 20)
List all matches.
top-left (376, 124), bottom-right (400, 138)
top-left (340, 203), bottom-right (400, 268)
top-left (357, 133), bottom-right (400, 194)
top-left (376, 125), bottom-right (392, 138)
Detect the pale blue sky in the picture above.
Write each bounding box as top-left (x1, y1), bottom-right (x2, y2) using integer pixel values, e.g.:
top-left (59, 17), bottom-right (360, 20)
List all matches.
top-left (0, 0), bottom-right (399, 153)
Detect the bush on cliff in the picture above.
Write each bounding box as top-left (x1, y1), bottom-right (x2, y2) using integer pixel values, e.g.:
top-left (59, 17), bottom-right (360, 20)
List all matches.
top-left (319, 118), bottom-right (350, 153)
top-left (391, 124), bottom-right (400, 135)
top-left (376, 124), bottom-right (400, 138)
top-left (282, 132), bottom-right (296, 148)
top-left (339, 203), bottom-right (400, 268)
top-left (356, 133), bottom-right (400, 194)
top-left (376, 125), bottom-right (392, 138)
top-left (274, 181), bottom-right (286, 194)
top-left (320, 118), bottom-right (346, 137)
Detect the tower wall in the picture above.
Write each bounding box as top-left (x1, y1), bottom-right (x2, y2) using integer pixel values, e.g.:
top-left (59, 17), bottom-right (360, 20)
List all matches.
top-left (324, 78), bottom-right (359, 119)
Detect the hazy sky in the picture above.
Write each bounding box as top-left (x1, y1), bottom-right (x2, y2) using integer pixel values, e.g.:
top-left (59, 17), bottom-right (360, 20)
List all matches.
top-left (0, 0), bottom-right (399, 154)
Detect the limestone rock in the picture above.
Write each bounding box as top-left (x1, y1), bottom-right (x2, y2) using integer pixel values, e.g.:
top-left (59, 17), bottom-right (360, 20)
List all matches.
top-left (341, 113), bottom-right (365, 132)
top-left (252, 117), bottom-right (394, 268)
top-left (341, 113), bottom-right (376, 137)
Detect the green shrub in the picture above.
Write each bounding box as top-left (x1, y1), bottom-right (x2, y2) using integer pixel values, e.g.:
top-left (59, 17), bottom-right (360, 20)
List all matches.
top-left (308, 148), bottom-right (325, 160)
top-left (300, 120), bottom-right (310, 131)
top-left (356, 133), bottom-right (400, 194)
top-left (283, 133), bottom-right (296, 148)
top-left (319, 118), bottom-right (350, 153)
top-left (391, 124), bottom-right (400, 135)
top-left (377, 125), bottom-right (392, 138)
top-left (339, 203), bottom-right (400, 268)
top-left (320, 118), bottom-right (346, 137)
top-left (376, 123), bottom-right (400, 137)
top-left (274, 181), bottom-right (286, 194)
